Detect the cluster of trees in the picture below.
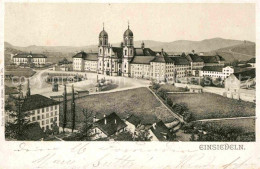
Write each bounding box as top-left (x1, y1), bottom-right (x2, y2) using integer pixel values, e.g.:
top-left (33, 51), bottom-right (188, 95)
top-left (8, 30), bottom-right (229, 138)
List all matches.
top-left (113, 129), bottom-right (152, 141)
top-left (155, 87), bottom-right (194, 123)
top-left (182, 122), bottom-right (255, 142)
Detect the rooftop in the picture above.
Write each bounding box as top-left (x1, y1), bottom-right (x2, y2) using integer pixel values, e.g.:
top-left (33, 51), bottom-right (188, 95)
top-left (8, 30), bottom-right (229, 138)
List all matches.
top-left (150, 121), bottom-right (172, 141)
top-left (94, 112), bottom-right (127, 136)
top-left (13, 53), bottom-right (47, 58)
top-left (21, 94), bottom-right (60, 112)
top-left (202, 66), bottom-right (224, 72)
top-left (233, 68), bottom-right (255, 81)
top-left (126, 114), bottom-right (141, 126)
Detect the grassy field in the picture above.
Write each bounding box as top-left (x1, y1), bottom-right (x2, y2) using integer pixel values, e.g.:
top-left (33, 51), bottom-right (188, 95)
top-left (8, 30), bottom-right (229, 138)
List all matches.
top-left (5, 68), bottom-right (36, 77)
top-left (168, 93), bottom-right (255, 120)
top-left (60, 87), bottom-right (176, 128)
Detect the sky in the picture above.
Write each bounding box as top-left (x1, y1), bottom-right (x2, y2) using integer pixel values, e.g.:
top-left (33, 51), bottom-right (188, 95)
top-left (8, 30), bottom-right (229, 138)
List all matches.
top-left (4, 3), bottom-right (255, 47)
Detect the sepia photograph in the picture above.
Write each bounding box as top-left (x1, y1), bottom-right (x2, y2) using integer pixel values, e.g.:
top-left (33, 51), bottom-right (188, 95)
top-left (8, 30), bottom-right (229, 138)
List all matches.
top-left (3, 3), bottom-right (256, 142)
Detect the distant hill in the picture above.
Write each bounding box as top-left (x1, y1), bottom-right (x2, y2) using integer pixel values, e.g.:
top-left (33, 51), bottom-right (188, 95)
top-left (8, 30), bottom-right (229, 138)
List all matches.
top-left (4, 38), bottom-right (255, 64)
top-left (205, 42), bottom-right (255, 62)
top-left (5, 38), bottom-right (250, 54)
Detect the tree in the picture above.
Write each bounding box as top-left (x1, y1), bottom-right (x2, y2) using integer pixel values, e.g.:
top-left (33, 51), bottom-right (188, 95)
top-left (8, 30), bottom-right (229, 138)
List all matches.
top-left (151, 82), bottom-right (160, 91)
top-left (114, 130), bottom-right (134, 141)
top-left (166, 98), bottom-right (173, 107)
top-left (62, 85), bottom-right (67, 133)
top-left (80, 109), bottom-right (94, 140)
top-left (71, 85), bottom-right (76, 133)
top-left (135, 129), bottom-right (152, 141)
top-left (6, 95), bottom-right (31, 140)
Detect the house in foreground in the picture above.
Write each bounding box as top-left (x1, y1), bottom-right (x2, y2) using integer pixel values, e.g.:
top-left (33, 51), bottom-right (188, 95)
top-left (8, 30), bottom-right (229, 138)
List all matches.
top-left (125, 114), bottom-right (141, 134)
top-left (91, 112), bottom-right (127, 140)
top-left (149, 121), bottom-right (174, 141)
top-left (225, 68), bottom-right (255, 99)
top-left (5, 94), bottom-right (60, 131)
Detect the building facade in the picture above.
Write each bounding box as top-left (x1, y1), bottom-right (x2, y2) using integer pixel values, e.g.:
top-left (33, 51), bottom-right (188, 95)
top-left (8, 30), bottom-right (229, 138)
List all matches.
top-left (5, 94), bottom-right (60, 131)
top-left (72, 24), bottom-right (226, 82)
top-left (12, 53), bottom-right (47, 66)
top-left (201, 66), bottom-right (234, 80)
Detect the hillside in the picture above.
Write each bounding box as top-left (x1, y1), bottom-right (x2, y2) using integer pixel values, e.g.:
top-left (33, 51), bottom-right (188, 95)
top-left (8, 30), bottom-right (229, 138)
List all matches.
top-left (5, 38), bottom-right (249, 54)
top-left (206, 42), bottom-right (255, 62)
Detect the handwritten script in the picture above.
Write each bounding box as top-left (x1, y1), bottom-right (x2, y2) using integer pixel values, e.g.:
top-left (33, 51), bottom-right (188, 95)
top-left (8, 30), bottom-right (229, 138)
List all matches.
top-left (11, 142), bottom-right (258, 169)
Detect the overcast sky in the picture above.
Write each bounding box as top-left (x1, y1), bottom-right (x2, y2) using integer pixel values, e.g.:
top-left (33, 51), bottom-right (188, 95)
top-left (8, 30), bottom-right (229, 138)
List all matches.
top-left (5, 3), bottom-right (255, 47)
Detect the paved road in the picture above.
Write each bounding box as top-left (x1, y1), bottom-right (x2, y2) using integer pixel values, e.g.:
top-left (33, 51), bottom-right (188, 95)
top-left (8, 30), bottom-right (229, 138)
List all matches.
top-left (147, 87), bottom-right (184, 123)
top-left (27, 69), bottom-right (151, 97)
top-left (195, 116), bottom-right (256, 122)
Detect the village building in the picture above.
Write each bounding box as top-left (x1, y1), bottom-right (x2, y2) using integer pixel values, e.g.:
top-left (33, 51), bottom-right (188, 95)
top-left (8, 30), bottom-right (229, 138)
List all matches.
top-left (149, 121), bottom-right (174, 141)
top-left (72, 24), bottom-right (227, 82)
top-left (200, 55), bottom-right (225, 66)
top-left (5, 94), bottom-right (60, 131)
top-left (12, 53), bottom-right (47, 66)
top-left (72, 52), bottom-right (98, 72)
top-left (225, 68), bottom-right (255, 99)
top-left (91, 112), bottom-right (127, 140)
top-left (200, 66), bottom-right (234, 79)
top-left (125, 114), bottom-right (141, 134)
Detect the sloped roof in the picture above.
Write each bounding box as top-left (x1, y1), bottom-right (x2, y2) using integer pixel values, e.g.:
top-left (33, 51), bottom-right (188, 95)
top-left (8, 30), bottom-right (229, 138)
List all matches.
top-left (131, 56), bottom-right (155, 64)
top-left (233, 68), bottom-right (255, 81)
top-left (170, 57), bottom-right (190, 65)
top-left (202, 66), bottom-right (223, 72)
top-left (94, 112), bottom-right (127, 136)
top-left (21, 94), bottom-right (60, 112)
top-left (13, 53), bottom-right (47, 58)
top-left (111, 47), bottom-right (123, 59)
top-left (200, 55), bottom-right (225, 63)
top-left (247, 58), bottom-right (255, 63)
top-left (186, 54), bottom-right (204, 62)
top-left (150, 121), bottom-right (172, 141)
top-left (72, 52), bottom-right (98, 61)
top-left (126, 114), bottom-right (141, 126)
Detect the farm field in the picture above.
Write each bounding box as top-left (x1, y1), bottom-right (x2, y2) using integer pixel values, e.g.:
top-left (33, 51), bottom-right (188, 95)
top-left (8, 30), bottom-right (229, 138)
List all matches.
top-left (59, 87), bottom-right (176, 128)
top-left (168, 93), bottom-right (255, 120)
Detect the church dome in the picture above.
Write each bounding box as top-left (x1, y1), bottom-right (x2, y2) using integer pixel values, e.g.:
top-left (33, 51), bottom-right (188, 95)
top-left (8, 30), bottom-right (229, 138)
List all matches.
top-left (124, 28), bottom-right (133, 37)
top-left (99, 30), bottom-right (108, 38)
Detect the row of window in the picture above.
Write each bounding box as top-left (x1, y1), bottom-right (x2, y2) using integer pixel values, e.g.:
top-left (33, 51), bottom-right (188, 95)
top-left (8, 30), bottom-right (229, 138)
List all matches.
top-left (29, 105), bottom-right (58, 115)
top-left (40, 117), bottom-right (58, 125)
top-left (34, 111), bottom-right (58, 121)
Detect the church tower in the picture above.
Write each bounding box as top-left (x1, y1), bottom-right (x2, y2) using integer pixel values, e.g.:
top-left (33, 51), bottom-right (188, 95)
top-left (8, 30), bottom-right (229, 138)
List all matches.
top-left (97, 23), bottom-right (109, 74)
top-left (122, 22), bottom-right (134, 77)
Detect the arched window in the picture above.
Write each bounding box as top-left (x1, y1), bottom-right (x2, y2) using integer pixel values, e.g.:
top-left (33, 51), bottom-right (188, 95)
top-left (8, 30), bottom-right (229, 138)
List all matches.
top-left (100, 49), bottom-right (102, 54)
top-left (125, 50), bottom-right (127, 56)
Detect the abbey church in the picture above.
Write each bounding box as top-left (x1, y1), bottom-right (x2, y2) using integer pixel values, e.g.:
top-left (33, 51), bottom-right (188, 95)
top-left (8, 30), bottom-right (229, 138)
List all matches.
top-left (73, 24), bottom-right (225, 82)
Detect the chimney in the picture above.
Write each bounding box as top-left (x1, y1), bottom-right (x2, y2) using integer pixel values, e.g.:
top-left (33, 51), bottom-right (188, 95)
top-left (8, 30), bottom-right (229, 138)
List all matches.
top-left (161, 48), bottom-right (164, 55)
top-left (104, 114), bottom-right (106, 125)
top-left (93, 115), bottom-right (96, 123)
top-left (115, 119), bottom-right (117, 124)
top-left (152, 123), bottom-right (156, 129)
